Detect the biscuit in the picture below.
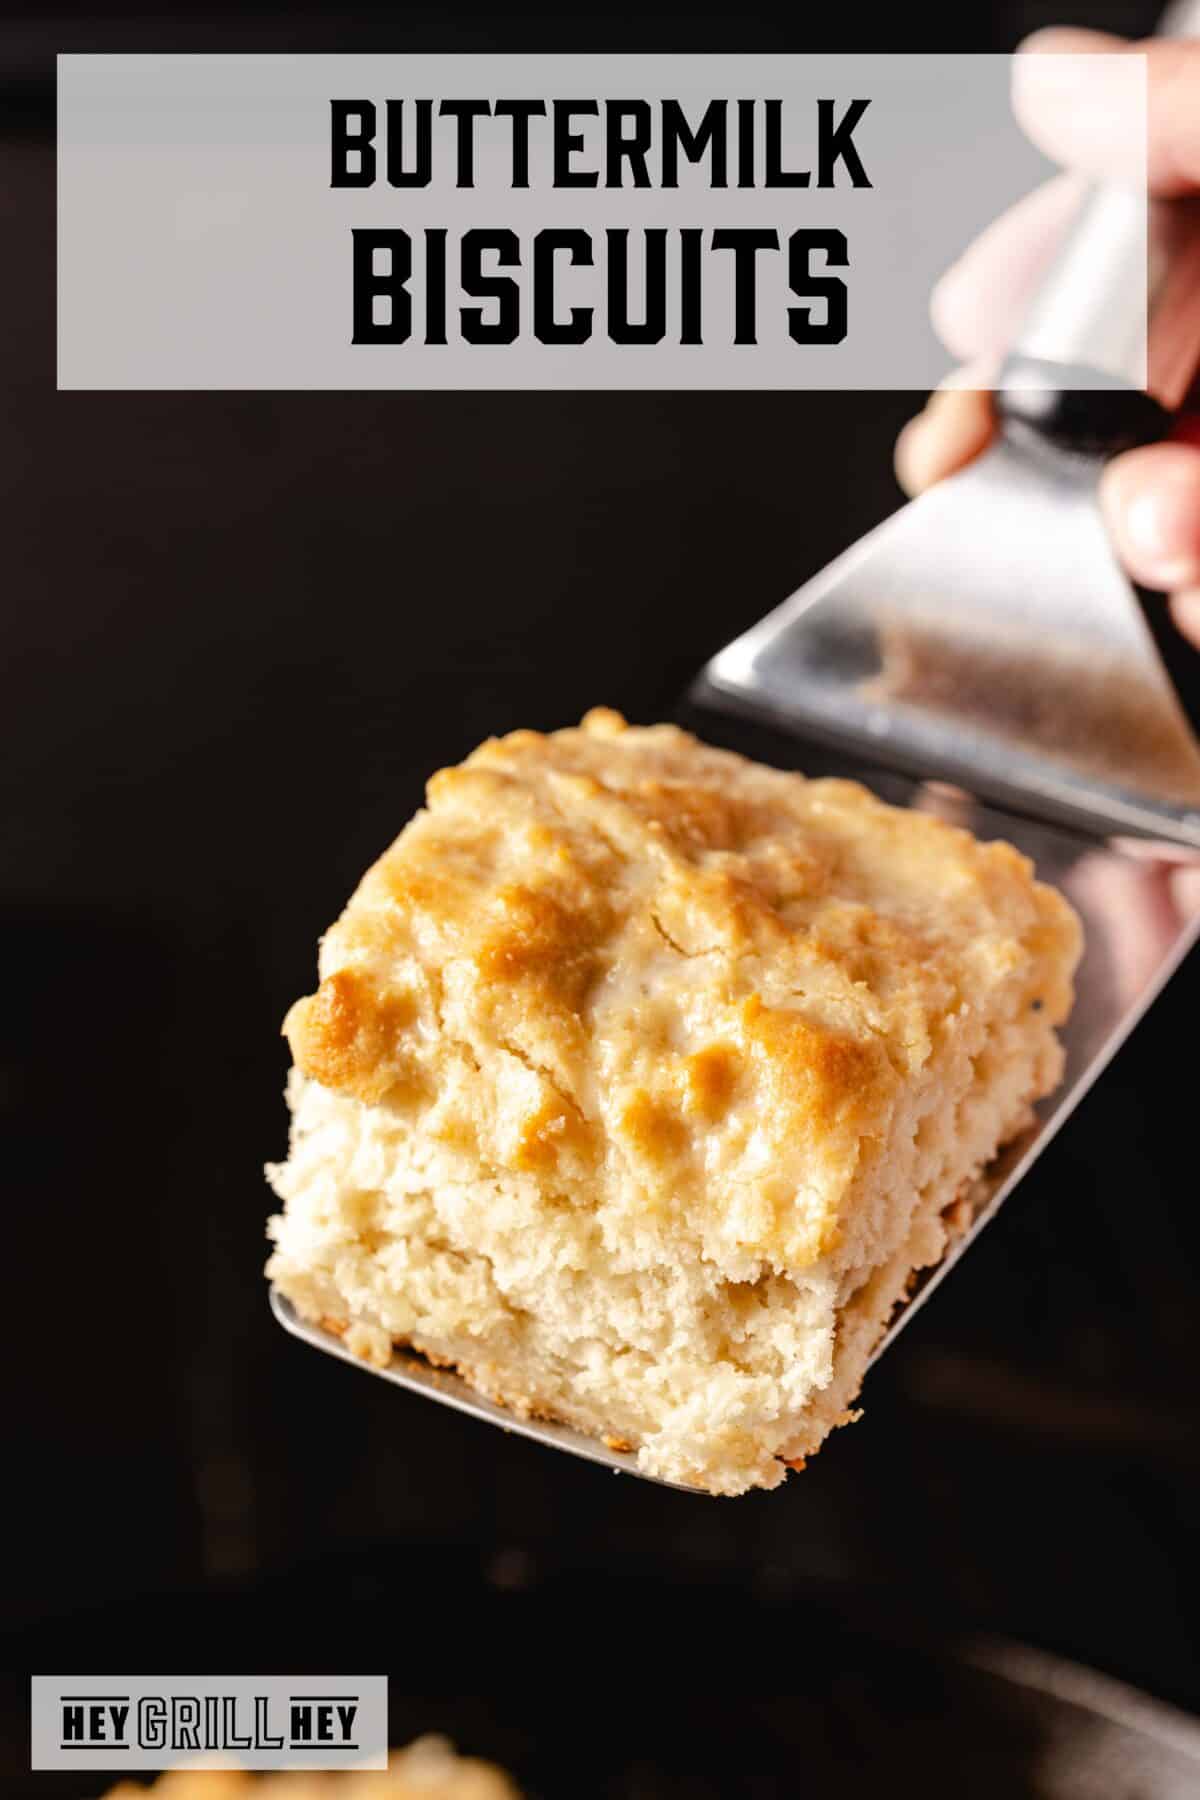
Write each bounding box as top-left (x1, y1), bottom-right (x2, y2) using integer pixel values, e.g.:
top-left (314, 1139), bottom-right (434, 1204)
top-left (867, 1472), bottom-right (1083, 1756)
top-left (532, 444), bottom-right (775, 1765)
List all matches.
top-left (267, 710), bottom-right (1081, 1494)
top-left (102, 1738), bottom-right (518, 1798)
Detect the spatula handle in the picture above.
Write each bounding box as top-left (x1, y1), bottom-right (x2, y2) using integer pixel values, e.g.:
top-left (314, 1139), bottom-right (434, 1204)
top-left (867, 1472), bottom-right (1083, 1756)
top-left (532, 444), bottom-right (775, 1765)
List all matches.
top-left (999, 0), bottom-right (1200, 453)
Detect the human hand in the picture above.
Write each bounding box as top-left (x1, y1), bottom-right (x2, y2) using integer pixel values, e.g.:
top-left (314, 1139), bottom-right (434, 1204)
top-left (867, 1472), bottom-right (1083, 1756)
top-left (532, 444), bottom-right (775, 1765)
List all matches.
top-left (895, 28), bottom-right (1200, 650)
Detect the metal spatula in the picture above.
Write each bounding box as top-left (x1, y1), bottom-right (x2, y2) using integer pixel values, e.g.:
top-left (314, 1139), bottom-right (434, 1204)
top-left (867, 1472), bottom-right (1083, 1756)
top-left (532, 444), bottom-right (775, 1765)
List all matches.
top-left (274, 14), bottom-right (1200, 1491)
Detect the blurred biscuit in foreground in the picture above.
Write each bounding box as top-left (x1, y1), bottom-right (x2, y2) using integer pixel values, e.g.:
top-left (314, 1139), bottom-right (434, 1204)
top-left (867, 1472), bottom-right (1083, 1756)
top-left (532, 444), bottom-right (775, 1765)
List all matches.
top-left (102, 1737), bottom-right (519, 1798)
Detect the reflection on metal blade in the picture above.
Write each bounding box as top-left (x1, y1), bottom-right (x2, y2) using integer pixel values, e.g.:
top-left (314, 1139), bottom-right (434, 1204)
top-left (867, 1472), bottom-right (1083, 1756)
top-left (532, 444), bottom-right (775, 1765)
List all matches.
top-left (702, 441), bottom-right (1200, 845)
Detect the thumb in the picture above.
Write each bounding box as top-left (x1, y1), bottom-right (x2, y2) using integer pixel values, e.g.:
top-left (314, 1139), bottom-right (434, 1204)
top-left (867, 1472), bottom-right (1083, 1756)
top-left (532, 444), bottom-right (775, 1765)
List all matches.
top-left (1014, 29), bottom-right (1200, 197)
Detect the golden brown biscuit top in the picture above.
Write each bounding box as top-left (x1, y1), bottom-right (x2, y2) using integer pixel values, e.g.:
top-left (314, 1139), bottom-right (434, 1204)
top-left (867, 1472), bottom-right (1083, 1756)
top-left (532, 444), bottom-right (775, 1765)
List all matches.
top-left (285, 710), bottom-right (1080, 1268)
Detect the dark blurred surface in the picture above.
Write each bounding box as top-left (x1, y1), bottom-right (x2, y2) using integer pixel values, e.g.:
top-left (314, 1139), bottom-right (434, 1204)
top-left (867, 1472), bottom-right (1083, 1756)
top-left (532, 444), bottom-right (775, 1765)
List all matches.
top-left (3, 0), bottom-right (1199, 1787)
top-left (12, 1555), bottom-right (1200, 1799)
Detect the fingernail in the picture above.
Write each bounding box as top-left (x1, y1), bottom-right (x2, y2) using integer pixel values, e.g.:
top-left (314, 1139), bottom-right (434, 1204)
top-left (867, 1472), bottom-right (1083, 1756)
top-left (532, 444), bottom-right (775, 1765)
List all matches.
top-left (1121, 479), bottom-right (1200, 589)
top-left (894, 413), bottom-right (931, 495)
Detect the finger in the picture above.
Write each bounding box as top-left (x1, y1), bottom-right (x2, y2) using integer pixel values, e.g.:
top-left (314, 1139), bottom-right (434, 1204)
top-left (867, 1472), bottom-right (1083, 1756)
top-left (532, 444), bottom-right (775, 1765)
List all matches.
top-left (1012, 30), bottom-right (1147, 188)
top-left (894, 380), bottom-right (995, 496)
top-left (1014, 30), bottom-right (1200, 196)
top-left (931, 33), bottom-right (1200, 365)
top-left (1099, 440), bottom-right (1200, 591)
top-left (930, 174), bottom-right (1083, 362)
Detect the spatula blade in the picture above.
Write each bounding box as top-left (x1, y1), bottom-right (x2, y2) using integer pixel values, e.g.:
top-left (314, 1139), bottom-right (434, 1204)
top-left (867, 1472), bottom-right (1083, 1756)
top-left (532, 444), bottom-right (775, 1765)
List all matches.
top-left (699, 440), bottom-right (1200, 847)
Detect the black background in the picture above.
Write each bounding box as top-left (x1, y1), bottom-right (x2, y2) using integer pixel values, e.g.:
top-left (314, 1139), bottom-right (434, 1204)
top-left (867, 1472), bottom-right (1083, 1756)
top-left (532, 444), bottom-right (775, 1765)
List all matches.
top-left (4, 2), bottom-right (1199, 1793)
